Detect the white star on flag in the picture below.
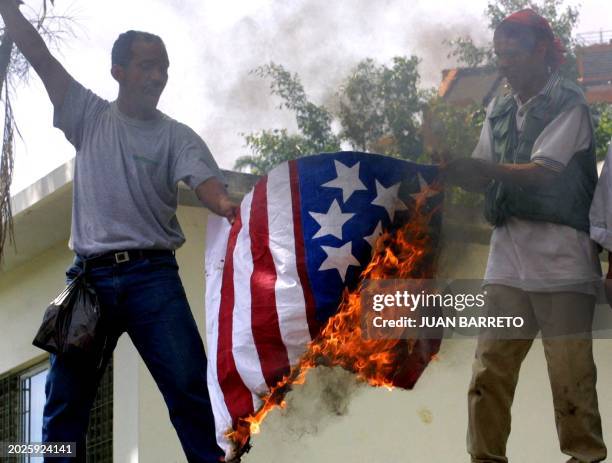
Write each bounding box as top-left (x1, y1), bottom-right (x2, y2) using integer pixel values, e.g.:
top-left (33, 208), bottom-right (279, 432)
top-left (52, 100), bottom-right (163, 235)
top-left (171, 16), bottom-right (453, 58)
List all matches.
top-left (309, 199), bottom-right (355, 240)
top-left (410, 173), bottom-right (439, 202)
top-left (321, 160), bottom-right (367, 203)
top-left (363, 221), bottom-right (383, 248)
top-left (371, 179), bottom-right (402, 220)
top-left (318, 241), bottom-right (361, 282)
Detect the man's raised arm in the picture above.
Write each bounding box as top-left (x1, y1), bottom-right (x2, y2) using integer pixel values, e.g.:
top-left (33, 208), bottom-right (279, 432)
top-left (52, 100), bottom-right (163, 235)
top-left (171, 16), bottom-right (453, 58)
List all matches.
top-left (0, 0), bottom-right (70, 108)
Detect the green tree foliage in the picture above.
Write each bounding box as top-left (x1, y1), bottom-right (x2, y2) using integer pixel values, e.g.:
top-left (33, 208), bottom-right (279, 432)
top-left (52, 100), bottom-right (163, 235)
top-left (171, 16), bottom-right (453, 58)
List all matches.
top-left (446, 37), bottom-right (494, 69)
top-left (236, 0), bottom-right (609, 202)
top-left (337, 56), bottom-right (423, 159)
top-left (423, 94), bottom-right (485, 160)
top-left (236, 129), bottom-right (335, 175)
top-left (422, 94), bottom-right (487, 206)
top-left (236, 57), bottom-right (426, 174)
top-left (233, 63), bottom-right (340, 175)
top-left (255, 64), bottom-right (339, 152)
top-left (592, 103), bottom-right (612, 161)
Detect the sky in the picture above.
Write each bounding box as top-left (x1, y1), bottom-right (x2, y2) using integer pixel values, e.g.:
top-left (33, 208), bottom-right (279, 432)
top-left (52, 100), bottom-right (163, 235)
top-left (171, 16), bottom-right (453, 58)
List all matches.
top-left (5, 0), bottom-right (612, 193)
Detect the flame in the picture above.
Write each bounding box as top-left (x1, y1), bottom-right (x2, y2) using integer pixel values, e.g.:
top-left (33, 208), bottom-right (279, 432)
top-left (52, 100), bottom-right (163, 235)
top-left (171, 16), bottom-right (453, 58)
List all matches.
top-left (226, 182), bottom-right (442, 456)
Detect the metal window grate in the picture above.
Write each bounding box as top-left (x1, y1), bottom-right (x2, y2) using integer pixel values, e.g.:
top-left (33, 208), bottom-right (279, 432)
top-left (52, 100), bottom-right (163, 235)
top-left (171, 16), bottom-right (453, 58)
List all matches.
top-left (86, 359), bottom-right (113, 462)
top-left (1, 358), bottom-right (113, 462)
top-left (0, 374), bottom-right (20, 444)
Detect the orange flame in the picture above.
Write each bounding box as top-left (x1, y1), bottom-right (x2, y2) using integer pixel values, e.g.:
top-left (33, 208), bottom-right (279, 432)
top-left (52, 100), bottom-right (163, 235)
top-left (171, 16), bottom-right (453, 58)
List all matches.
top-left (226, 183), bottom-right (442, 456)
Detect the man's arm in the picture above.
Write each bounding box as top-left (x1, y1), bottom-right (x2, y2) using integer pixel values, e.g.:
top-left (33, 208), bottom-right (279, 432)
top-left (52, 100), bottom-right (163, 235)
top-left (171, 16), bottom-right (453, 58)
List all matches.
top-left (195, 177), bottom-right (239, 225)
top-left (444, 157), bottom-right (558, 190)
top-left (446, 104), bottom-right (593, 192)
top-left (477, 159), bottom-right (558, 189)
top-left (440, 157), bottom-right (491, 192)
top-left (0, 0), bottom-right (71, 108)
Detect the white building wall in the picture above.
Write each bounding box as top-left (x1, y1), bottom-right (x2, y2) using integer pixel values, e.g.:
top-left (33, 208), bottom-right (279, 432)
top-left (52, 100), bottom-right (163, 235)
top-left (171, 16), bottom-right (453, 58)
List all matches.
top-left (244, 339), bottom-right (612, 463)
top-left (0, 242), bottom-right (72, 375)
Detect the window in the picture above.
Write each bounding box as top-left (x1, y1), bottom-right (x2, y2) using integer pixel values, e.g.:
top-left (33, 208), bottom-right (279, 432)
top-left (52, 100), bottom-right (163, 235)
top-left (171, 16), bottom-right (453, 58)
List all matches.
top-left (20, 364), bottom-right (49, 463)
top-left (0, 359), bottom-right (113, 462)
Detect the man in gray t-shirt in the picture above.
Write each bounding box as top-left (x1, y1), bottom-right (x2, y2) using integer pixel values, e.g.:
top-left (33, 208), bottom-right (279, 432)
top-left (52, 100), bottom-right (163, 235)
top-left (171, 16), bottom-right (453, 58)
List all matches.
top-left (0, 1), bottom-right (237, 462)
top-left (57, 78), bottom-right (228, 256)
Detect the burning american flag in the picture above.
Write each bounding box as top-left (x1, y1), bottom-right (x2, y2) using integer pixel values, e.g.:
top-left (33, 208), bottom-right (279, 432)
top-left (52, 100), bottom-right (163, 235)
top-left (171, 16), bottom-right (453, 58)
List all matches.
top-left (205, 152), bottom-right (443, 459)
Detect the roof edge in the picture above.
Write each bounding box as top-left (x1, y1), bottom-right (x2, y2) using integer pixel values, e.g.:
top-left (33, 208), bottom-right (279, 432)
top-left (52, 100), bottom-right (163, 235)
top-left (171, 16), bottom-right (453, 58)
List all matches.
top-left (10, 158), bottom-right (260, 217)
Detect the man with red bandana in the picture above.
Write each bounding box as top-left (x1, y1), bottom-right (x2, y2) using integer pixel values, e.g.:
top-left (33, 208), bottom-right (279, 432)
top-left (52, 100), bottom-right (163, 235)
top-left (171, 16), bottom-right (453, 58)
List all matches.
top-left (445, 9), bottom-right (606, 463)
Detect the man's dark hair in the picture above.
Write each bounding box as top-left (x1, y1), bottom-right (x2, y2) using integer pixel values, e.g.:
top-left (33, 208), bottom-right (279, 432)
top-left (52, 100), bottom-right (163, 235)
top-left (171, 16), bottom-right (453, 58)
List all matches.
top-left (111, 30), bottom-right (165, 67)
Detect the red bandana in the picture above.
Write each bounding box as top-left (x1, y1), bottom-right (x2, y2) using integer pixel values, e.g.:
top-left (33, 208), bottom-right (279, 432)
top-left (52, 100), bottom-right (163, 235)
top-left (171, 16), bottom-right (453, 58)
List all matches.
top-left (500, 8), bottom-right (566, 69)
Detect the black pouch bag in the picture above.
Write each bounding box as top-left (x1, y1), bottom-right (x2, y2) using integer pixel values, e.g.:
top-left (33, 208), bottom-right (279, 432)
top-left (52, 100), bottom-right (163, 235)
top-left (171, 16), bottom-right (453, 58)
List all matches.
top-left (33, 270), bottom-right (105, 360)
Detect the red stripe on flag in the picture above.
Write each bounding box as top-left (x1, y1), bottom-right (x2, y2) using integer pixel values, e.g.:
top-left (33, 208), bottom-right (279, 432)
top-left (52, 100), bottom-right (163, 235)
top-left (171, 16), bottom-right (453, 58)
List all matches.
top-left (217, 209), bottom-right (255, 425)
top-left (249, 177), bottom-right (291, 387)
top-left (289, 160), bottom-right (321, 339)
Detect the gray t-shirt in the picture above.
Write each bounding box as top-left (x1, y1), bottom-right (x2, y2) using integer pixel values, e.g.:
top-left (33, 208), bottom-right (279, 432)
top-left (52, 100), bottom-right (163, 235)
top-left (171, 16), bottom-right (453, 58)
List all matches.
top-left (54, 79), bottom-right (224, 257)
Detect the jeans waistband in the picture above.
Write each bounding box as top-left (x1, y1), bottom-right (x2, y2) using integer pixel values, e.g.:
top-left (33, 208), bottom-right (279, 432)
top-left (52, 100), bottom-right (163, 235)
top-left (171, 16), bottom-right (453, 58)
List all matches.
top-left (81, 250), bottom-right (174, 268)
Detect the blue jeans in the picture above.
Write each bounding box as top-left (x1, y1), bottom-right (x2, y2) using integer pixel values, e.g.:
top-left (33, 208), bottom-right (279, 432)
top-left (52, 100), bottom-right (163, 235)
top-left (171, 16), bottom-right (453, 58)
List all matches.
top-left (42, 253), bottom-right (223, 463)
